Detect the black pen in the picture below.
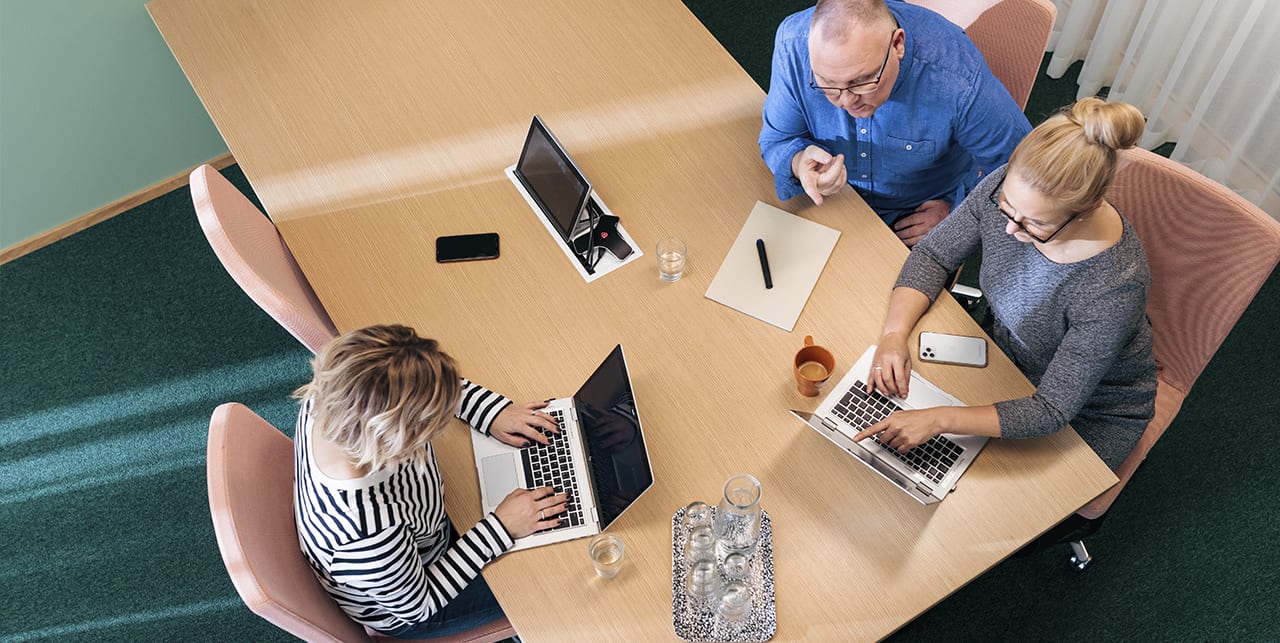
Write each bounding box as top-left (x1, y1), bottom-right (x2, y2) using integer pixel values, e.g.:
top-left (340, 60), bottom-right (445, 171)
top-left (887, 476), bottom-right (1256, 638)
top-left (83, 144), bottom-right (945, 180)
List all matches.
top-left (756, 238), bottom-right (773, 289)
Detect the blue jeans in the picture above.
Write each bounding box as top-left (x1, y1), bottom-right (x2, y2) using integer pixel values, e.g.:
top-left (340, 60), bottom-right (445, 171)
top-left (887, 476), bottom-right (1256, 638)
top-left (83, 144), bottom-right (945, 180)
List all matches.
top-left (380, 525), bottom-right (509, 639)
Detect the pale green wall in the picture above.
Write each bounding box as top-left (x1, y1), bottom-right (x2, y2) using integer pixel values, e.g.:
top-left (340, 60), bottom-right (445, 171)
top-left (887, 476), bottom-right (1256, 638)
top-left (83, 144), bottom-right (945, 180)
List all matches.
top-left (0, 0), bottom-right (228, 250)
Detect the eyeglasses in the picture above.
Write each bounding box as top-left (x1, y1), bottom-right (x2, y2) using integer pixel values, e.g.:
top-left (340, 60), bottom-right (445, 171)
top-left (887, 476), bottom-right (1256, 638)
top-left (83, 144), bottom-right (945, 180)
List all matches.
top-left (570, 202), bottom-right (604, 274)
top-left (988, 178), bottom-right (1079, 244)
top-left (809, 30), bottom-right (897, 98)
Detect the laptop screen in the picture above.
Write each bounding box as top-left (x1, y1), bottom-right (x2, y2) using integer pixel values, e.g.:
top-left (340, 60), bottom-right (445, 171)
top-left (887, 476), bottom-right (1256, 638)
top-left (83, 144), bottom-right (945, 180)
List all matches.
top-left (514, 115), bottom-right (591, 242)
top-left (573, 344), bottom-right (654, 530)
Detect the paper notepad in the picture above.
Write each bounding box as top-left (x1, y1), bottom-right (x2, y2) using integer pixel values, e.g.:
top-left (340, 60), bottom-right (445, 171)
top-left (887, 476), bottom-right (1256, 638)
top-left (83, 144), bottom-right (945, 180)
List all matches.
top-left (704, 202), bottom-right (840, 331)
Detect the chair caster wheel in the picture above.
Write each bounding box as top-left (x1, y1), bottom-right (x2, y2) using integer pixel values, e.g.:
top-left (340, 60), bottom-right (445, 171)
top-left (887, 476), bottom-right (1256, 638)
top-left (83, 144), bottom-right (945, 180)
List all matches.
top-left (1068, 541), bottom-right (1091, 571)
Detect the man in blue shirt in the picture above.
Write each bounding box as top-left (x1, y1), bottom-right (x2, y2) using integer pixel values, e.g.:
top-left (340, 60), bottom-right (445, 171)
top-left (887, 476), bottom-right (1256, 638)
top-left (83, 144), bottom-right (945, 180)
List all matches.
top-left (760, 0), bottom-right (1031, 245)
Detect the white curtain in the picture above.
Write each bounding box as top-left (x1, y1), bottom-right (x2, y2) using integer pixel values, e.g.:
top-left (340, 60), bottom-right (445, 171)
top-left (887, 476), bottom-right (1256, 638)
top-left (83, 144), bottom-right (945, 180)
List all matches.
top-left (1045, 0), bottom-right (1280, 219)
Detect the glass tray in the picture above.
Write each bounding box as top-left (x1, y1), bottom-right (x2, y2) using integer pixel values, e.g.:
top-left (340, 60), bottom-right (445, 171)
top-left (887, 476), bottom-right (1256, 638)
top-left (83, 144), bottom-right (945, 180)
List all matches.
top-left (671, 506), bottom-right (776, 642)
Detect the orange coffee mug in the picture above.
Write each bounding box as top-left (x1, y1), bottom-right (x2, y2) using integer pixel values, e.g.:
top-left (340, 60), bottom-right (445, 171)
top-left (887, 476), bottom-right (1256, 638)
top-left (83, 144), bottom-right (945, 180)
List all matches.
top-left (794, 335), bottom-right (835, 397)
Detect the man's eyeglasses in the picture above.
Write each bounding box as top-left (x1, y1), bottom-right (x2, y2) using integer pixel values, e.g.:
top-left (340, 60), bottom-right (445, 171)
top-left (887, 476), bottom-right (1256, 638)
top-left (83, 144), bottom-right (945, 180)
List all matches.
top-left (988, 178), bottom-right (1078, 244)
top-left (809, 30), bottom-right (897, 98)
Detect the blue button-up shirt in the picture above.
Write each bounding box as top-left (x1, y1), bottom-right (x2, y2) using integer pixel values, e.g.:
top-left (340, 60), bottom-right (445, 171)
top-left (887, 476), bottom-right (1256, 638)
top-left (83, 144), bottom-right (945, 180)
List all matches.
top-left (759, 2), bottom-right (1031, 223)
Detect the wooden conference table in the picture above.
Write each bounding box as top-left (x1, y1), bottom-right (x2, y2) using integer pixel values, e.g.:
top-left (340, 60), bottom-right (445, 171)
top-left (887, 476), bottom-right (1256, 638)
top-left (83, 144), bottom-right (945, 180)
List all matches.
top-left (150, 1), bottom-right (1116, 640)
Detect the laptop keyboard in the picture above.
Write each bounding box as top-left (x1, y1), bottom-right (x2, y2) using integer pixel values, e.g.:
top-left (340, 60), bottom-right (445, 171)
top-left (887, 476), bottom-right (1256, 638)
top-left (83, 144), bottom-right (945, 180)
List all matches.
top-left (520, 408), bottom-right (584, 531)
top-left (830, 381), bottom-right (963, 484)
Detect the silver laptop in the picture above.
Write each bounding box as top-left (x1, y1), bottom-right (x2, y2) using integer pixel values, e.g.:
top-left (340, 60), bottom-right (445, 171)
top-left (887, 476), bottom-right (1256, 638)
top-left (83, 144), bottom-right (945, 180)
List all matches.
top-left (791, 345), bottom-right (988, 504)
top-left (471, 344), bottom-right (654, 550)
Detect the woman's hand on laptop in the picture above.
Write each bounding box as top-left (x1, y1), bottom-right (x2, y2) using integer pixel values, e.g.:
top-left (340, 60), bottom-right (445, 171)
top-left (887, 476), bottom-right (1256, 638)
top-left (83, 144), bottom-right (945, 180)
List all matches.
top-left (868, 333), bottom-right (912, 399)
top-left (495, 486), bottom-right (569, 538)
top-left (492, 401), bottom-right (561, 447)
top-left (854, 408), bottom-right (944, 453)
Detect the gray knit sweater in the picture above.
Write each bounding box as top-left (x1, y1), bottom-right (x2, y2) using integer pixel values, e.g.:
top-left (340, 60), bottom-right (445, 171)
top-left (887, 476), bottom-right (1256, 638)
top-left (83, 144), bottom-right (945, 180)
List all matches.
top-left (895, 166), bottom-right (1156, 470)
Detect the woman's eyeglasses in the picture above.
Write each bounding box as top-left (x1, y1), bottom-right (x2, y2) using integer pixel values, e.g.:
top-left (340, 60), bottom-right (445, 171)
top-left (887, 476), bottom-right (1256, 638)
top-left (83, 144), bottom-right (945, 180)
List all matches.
top-left (988, 178), bottom-right (1078, 244)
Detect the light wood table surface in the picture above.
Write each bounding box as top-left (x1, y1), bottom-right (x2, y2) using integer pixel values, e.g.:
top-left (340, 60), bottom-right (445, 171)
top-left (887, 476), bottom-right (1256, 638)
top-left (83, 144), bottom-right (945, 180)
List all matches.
top-left (149, 1), bottom-right (1117, 640)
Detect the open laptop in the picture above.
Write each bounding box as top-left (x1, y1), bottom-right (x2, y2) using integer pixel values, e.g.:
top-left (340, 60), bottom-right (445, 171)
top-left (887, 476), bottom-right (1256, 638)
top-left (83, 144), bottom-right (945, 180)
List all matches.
top-left (790, 345), bottom-right (988, 504)
top-left (511, 116), bottom-right (631, 273)
top-left (471, 344), bottom-right (654, 550)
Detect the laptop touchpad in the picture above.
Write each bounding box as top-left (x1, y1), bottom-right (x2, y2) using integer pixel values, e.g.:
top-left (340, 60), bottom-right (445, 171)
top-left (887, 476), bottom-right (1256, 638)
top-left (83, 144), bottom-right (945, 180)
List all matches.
top-left (481, 453), bottom-right (520, 506)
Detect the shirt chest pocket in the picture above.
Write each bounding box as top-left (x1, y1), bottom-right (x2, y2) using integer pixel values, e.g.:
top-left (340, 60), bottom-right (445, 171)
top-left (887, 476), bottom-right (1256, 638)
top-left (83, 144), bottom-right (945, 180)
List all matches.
top-left (881, 135), bottom-right (936, 170)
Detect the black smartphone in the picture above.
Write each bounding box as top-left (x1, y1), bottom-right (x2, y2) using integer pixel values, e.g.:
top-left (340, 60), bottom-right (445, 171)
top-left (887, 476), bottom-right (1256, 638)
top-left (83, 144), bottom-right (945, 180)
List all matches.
top-left (435, 233), bottom-right (500, 263)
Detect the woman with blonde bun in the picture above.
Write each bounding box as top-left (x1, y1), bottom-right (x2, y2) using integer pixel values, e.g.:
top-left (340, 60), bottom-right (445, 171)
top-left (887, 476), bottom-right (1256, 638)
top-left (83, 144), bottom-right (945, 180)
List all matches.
top-left (293, 324), bottom-right (569, 638)
top-left (858, 98), bottom-right (1156, 482)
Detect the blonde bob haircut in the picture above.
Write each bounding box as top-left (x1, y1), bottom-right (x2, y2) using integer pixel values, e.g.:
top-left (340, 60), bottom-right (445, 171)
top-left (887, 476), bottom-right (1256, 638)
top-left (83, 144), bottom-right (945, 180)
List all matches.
top-left (1008, 97), bottom-right (1145, 215)
top-left (294, 324), bottom-right (462, 472)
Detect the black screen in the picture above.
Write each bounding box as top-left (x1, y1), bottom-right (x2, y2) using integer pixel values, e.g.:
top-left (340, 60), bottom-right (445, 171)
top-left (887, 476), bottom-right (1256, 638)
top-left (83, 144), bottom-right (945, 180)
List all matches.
top-left (515, 116), bottom-right (590, 241)
top-left (574, 345), bottom-right (653, 529)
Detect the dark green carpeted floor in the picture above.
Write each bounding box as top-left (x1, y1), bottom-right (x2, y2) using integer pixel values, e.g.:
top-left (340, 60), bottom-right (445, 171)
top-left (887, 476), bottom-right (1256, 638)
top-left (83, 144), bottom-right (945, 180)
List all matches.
top-left (1, 164), bottom-right (311, 641)
top-left (3, 3), bottom-right (1277, 640)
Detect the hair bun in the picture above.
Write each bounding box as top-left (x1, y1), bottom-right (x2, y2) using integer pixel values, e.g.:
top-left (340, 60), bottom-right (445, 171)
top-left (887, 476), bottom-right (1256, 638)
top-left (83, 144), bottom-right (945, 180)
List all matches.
top-left (1069, 97), bottom-right (1144, 150)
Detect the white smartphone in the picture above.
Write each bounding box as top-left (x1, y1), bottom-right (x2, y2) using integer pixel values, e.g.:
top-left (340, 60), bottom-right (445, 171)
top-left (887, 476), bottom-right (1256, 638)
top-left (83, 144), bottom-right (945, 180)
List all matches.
top-left (919, 331), bottom-right (988, 368)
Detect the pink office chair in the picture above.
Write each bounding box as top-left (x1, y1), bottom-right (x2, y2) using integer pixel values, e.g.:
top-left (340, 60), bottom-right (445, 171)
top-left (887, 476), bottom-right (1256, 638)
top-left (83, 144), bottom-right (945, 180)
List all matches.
top-left (907, 0), bottom-right (1056, 109)
top-left (1066, 148), bottom-right (1280, 569)
top-left (206, 403), bottom-right (517, 642)
top-left (191, 165), bottom-right (338, 353)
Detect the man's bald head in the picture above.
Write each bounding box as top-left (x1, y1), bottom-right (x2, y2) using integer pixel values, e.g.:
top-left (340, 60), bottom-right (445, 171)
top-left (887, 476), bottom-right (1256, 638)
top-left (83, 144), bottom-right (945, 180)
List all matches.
top-left (811, 0), bottom-right (896, 44)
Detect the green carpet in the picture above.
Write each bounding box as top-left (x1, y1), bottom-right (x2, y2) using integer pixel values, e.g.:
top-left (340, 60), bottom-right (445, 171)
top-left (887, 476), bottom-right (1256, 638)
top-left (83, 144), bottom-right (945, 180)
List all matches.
top-left (1, 164), bottom-right (309, 642)
top-left (3, 3), bottom-right (1277, 641)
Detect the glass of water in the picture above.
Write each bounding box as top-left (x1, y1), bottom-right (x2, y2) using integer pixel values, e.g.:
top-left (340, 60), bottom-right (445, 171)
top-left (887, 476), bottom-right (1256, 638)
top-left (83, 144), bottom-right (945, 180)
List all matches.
top-left (589, 533), bottom-right (624, 579)
top-left (656, 237), bottom-right (687, 282)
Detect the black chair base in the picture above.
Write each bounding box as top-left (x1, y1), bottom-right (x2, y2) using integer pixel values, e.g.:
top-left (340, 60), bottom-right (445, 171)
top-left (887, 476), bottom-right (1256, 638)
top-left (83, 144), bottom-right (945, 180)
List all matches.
top-left (1013, 512), bottom-right (1107, 568)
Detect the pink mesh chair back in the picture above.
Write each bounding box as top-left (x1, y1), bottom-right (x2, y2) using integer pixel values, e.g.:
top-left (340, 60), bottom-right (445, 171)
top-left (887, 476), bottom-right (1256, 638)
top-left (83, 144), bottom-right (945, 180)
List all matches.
top-left (1078, 148), bottom-right (1280, 518)
top-left (190, 165), bottom-right (338, 353)
top-left (207, 403), bottom-right (516, 643)
top-left (907, 0), bottom-right (1056, 109)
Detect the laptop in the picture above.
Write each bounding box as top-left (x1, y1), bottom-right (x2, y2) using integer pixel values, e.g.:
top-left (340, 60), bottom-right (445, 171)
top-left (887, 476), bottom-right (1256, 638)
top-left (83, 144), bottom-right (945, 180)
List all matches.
top-left (471, 344), bottom-right (654, 550)
top-left (790, 345), bottom-right (988, 504)
top-left (512, 116), bottom-right (631, 273)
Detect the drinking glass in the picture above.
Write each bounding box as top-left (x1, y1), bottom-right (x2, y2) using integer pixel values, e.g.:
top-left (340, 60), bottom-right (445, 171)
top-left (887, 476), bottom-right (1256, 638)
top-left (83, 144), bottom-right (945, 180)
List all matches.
top-left (656, 237), bottom-right (687, 282)
top-left (721, 552), bottom-right (749, 581)
top-left (685, 557), bottom-right (719, 599)
top-left (718, 580), bottom-right (751, 620)
top-left (589, 533), bottom-right (624, 579)
top-left (682, 501), bottom-right (712, 530)
top-left (684, 526), bottom-right (716, 563)
top-left (713, 473), bottom-right (762, 556)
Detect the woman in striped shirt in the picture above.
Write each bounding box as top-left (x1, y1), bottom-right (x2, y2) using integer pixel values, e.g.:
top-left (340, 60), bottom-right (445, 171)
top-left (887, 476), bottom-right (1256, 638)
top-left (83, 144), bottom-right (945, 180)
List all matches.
top-left (293, 324), bottom-right (569, 638)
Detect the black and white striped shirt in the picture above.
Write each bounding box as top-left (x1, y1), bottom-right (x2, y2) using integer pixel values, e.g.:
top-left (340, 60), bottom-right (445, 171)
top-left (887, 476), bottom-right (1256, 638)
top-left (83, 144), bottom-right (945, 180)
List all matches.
top-left (294, 380), bottom-right (515, 632)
